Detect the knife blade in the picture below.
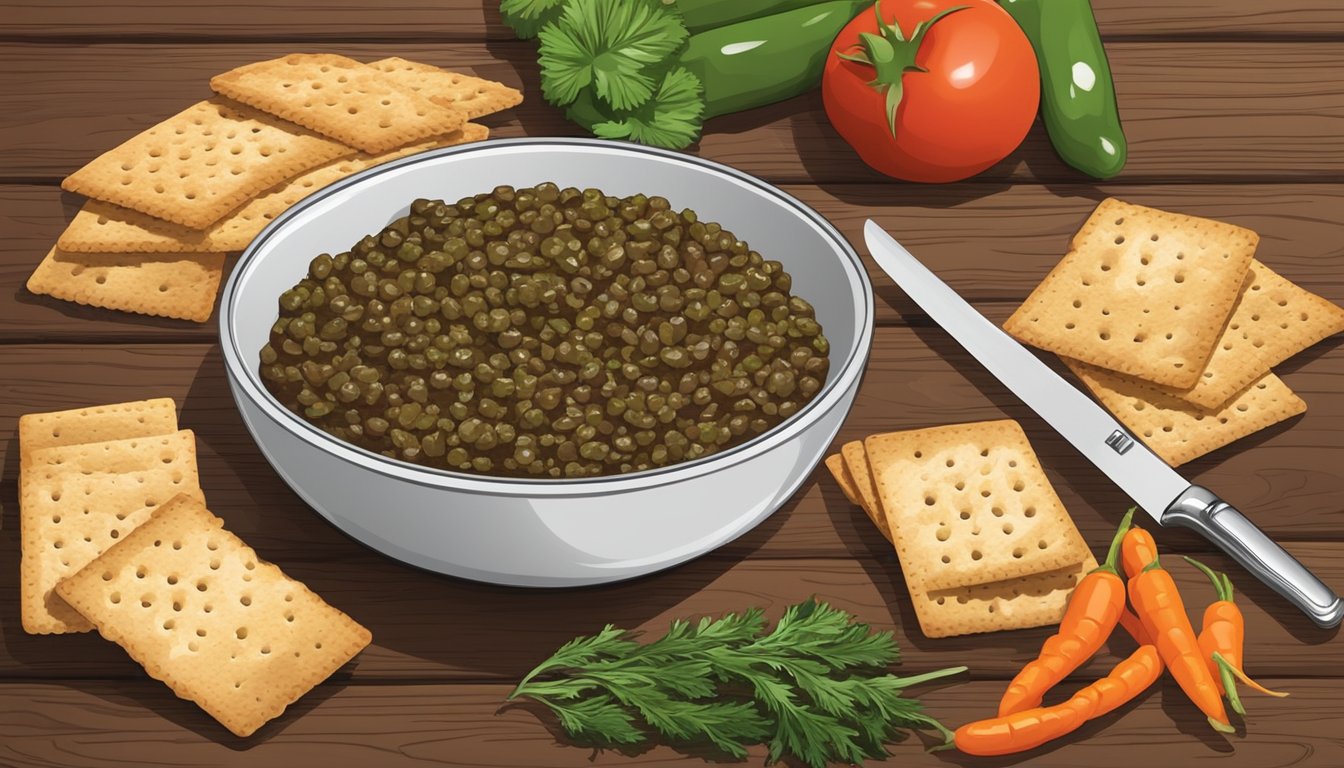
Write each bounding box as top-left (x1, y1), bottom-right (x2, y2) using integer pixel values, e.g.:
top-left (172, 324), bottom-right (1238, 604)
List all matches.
top-left (864, 220), bottom-right (1343, 628)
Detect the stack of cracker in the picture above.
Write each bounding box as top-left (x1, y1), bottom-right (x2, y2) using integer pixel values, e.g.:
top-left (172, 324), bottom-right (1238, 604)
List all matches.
top-left (31, 53), bottom-right (521, 323)
top-left (1004, 198), bottom-right (1344, 466)
top-left (19, 398), bottom-right (371, 737)
top-left (827, 420), bottom-right (1097, 639)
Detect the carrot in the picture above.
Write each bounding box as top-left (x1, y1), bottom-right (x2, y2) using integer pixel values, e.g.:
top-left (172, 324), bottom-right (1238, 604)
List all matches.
top-left (1121, 524), bottom-right (1160, 579)
top-left (957, 644), bottom-right (1163, 756)
top-left (1118, 608), bottom-right (1151, 646)
top-left (1125, 539), bottom-right (1234, 734)
top-left (997, 509), bottom-right (1135, 716)
top-left (1184, 556), bottom-right (1289, 716)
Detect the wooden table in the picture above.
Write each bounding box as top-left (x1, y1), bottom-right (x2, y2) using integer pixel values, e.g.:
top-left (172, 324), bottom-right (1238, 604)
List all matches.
top-left (2, 2), bottom-right (1342, 765)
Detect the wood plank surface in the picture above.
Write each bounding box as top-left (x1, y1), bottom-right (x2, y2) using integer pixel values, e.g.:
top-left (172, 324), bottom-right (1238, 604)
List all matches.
top-left (3, 0), bottom-right (1343, 40)
top-left (6, 182), bottom-right (1344, 342)
top-left (2, 678), bottom-right (1340, 767)
top-left (2, 42), bottom-right (1342, 183)
top-left (1, 545), bottom-right (1338, 682)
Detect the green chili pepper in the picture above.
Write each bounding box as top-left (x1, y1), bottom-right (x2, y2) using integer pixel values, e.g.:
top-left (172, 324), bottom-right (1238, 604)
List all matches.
top-left (1001, 0), bottom-right (1127, 179)
top-left (680, 0), bottom-right (871, 118)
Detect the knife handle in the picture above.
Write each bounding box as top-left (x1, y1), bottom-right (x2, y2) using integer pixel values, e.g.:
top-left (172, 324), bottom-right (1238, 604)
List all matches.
top-left (1164, 486), bottom-right (1343, 629)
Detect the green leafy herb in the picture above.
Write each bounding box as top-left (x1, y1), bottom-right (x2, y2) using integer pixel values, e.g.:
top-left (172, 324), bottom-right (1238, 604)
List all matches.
top-left (569, 66), bottom-right (705, 149)
top-left (536, 0), bottom-right (688, 110)
top-left (508, 598), bottom-right (966, 768)
top-left (499, 0), bottom-right (569, 39)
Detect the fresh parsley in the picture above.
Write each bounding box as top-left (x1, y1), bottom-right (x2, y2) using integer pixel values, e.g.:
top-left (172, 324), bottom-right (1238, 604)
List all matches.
top-left (499, 0), bottom-right (569, 39)
top-left (508, 598), bottom-right (966, 767)
top-left (536, 0), bottom-right (688, 110)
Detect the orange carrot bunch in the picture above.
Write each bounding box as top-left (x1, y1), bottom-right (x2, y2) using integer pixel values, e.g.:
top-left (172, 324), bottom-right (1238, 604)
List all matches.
top-left (955, 509), bottom-right (1289, 756)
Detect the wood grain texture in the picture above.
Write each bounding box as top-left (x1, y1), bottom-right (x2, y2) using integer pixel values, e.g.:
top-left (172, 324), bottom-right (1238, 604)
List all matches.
top-left (1, 42), bottom-right (1343, 183)
top-left (0, 548), bottom-right (1340, 682)
top-left (3, 0), bottom-right (1343, 40)
top-left (5, 182), bottom-right (1344, 342)
top-left (2, 677), bottom-right (1341, 766)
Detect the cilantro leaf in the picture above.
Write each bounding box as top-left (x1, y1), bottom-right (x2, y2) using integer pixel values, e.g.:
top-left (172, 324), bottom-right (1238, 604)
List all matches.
top-left (579, 66), bottom-right (704, 149)
top-left (499, 0), bottom-right (568, 39)
top-left (537, 0), bottom-right (688, 110)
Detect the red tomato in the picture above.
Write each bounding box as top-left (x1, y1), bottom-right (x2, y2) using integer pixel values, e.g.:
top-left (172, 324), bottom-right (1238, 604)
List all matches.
top-left (822, 0), bottom-right (1039, 183)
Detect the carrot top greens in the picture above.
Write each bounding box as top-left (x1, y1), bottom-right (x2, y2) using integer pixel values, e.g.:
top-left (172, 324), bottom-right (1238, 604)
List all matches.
top-left (508, 598), bottom-right (965, 767)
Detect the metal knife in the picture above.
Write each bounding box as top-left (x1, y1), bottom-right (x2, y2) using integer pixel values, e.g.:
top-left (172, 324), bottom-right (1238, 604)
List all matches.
top-left (864, 220), bottom-right (1343, 628)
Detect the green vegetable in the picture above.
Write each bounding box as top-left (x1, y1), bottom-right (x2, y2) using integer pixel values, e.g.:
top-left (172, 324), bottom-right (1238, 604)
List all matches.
top-left (508, 598), bottom-right (967, 767)
top-left (509, 0), bottom-right (872, 148)
top-left (537, 0), bottom-right (688, 110)
top-left (1001, 0), bottom-right (1127, 178)
top-left (499, 0), bottom-right (568, 39)
top-left (672, 0), bottom-right (849, 33)
top-left (682, 0), bottom-right (873, 119)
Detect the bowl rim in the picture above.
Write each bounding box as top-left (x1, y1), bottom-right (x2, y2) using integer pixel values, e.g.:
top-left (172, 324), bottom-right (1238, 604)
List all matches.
top-left (219, 137), bottom-right (874, 497)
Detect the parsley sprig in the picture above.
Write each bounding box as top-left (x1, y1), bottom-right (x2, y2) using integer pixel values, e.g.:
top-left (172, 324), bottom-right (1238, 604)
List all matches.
top-left (508, 598), bottom-right (966, 767)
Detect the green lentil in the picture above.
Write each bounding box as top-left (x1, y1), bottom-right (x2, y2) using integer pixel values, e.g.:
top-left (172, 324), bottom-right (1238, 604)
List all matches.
top-left (259, 184), bottom-right (829, 478)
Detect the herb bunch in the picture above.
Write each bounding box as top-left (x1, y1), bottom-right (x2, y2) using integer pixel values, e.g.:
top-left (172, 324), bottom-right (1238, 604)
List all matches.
top-left (508, 598), bottom-right (966, 767)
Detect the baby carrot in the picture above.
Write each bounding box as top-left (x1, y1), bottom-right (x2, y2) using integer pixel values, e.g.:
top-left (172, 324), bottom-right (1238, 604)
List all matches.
top-left (1184, 556), bottom-right (1289, 716)
top-left (1121, 524), bottom-right (1160, 579)
top-left (957, 644), bottom-right (1163, 756)
top-left (1125, 543), bottom-right (1234, 733)
top-left (998, 509), bottom-right (1134, 716)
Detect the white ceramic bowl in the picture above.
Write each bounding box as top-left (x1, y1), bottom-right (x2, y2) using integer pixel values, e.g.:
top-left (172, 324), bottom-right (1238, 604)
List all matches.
top-left (219, 138), bottom-right (873, 587)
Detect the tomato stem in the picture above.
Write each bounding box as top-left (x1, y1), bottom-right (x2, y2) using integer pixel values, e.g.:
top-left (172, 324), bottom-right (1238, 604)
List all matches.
top-left (834, 1), bottom-right (969, 137)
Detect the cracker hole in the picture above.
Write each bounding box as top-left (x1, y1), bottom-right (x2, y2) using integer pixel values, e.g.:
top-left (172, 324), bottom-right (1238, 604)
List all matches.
top-left (1024, 507), bottom-right (1037, 518)
top-left (924, 496), bottom-right (936, 506)
top-left (936, 597), bottom-right (946, 605)
top-left (1013, 548), bottom-right (1025, 559)
top-left (971, 550), bottom-right (982, 561)
top-left (196, 581), bottom-right (208, 592)
top-left (53, 540), bottom-right (63, 550)
top-left (172, 541), bottom-right (182, 550)
top-left (260, 646), bottom-right (271, 655)
top-left (1002, 523), bottom-right (1014, 534)
top-left (241, 595), bottom-right (252, 607)
top-left (109, 592), bottom-right (121, 605)
top-left (959, 509), bottom-right (971, 520)
top-left (992, 506), bottom-right (1004, 517)
top-left (163, 619), bottom-right (175, 630)
top-left (936, 528), bottom-right (950, 542)
top-left (167, 575), bottom-right (178, 585)
top-left (102, 572), bottom-right (113, 582)
top-left (188, 642), bottom-right (199, 652)
top-left (209, 559), bottom-right (220, 570)
top-left (941, 555), bottom-right (950, 564)
top-left (237, 627), bottom-right (249, 640)
top-left (1038, 539), bottom-right (1048, 549)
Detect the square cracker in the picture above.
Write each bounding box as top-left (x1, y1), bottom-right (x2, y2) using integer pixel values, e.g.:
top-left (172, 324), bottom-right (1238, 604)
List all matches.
top-left (211, 53), bottom-right (466, 154)
top-left (915, 554), bottom-right (1097, 639)
top-left (1154, 259), bottom-right (1344, 409)
top-left (824, 454), bottom-right (862, 508)
top-left (833, 459), bottom-right (1097, 638)
top-left (1065, 359), bottom-right (1306, 466)
top-left (56, 495), bottom-right (373, 738)
top-left (57, 124), bottom-right (489, 254)
top-left (368, 57), bottom-right (523, 119)
top-left (20, 430), bottom-right (202, 634)
top-left (19, 398), bottom-right (177, 459)
top-left (61, 99), bottom-right (352, 229)
top-left (1004, 198), bottom-right (1258, 389)
top-left (865, 420), bottom-right (1090, 591)
top-left (839, 441), bottom-right (890, 542)
top-left (1223, 259), bottom-right (1344, 370)
top-left (27, 247), bottom-right (226, 323)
